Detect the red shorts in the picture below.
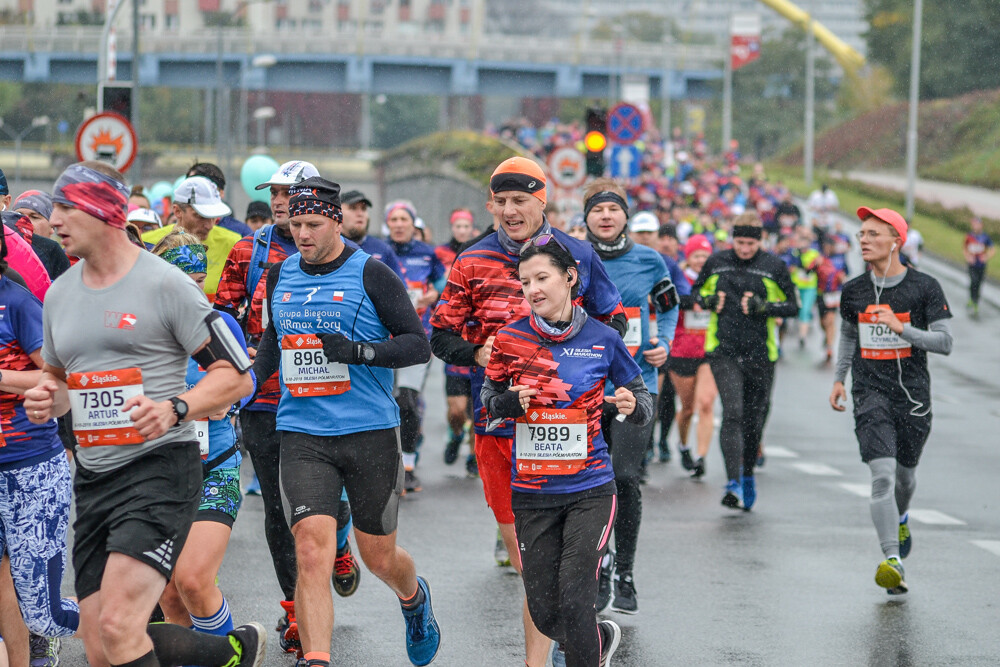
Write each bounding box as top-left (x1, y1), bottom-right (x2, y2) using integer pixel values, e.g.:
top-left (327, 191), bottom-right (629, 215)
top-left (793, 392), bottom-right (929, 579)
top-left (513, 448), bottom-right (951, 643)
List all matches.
top-left (475, 433), bottom-right (515, 525)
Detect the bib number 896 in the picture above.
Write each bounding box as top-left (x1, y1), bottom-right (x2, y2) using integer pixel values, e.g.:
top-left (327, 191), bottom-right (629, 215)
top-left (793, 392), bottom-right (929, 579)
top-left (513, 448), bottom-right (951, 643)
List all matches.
top-left (527, 425), bottom-right (572, 442)
top-left (80, 389), bottom-right (127, 409)
top-left (292, 350), bottom-right (327, 366)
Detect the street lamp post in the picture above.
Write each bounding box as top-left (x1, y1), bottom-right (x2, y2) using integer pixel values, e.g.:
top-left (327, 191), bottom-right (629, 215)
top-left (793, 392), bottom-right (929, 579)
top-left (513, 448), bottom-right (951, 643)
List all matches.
top-left (252, 106), bottom-right (276, 149)
top-left (242, 54), bottom-right (276, 153)
top-left (0, 115), bottom-right (51, 193)
top-left (904, 0), bottom-right (923, 222)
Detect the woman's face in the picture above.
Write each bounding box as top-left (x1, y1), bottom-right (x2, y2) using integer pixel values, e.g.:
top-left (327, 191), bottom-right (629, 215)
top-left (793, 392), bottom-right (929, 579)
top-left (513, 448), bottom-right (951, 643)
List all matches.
top-left (686, 249), bottom-right (710, 274)
top-left (519, 254), bottom-right (573, 322)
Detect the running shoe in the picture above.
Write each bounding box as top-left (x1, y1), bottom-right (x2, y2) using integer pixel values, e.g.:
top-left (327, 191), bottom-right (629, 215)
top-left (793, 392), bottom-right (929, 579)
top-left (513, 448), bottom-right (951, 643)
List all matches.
top-left (741, 475), bottom-right (757, 511)
top-left (443, 429), bottom-right (462, 465)
top-left (658, 439), bottom-right (671, 463)
top-left (598, 619), bottom-right (622, 667)
top-left (611, 572), bottom-right (638, 614)
top-left (691, 457), bottom-right (706, 479)
top-left (596, 550), bottom-right (615, 612)
top-left (245, 473), bottom-right (261, 496)
top-left (404, 468), bottom-right (422, 493)
top-left (721, 480), bottom-right (742, 510)
top-left (277, 600), bottom-right (301, 655)
top-left (551, 642), bottom-right (567, 667)
top-left (29, 634), bottom-right (60, 667)
top-left (899, 517), bottom-right (912, 559)
top-left (465, 453), bottom-right (479, 478)
top-left (679, 447), bottom-right (695, 471)
top-left (401, 576), bottom-right (441, 666)
top-left (756, 450), bottom-right (766, 468)
top-left (494, 527), bottom-right (511, 566)
top-left (229, 622), bottom-right (267, 667)
top-left (333, 538), bottom-right (361, 597)
top-left (875, 558), bottom-right (907, 593)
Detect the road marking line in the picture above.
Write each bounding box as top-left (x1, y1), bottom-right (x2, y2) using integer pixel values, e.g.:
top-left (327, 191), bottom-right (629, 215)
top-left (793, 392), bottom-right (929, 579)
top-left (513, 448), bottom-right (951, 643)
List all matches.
top-left (909, 509), bottom-right (966, 526)
top-left (790, 462), bottom-right (842, 476)
top-left (971, 540), bottom-right (1000, 557)
top-left (839, 483), bottom-right (870, 498)
top-left (765, 446), bottom-right (798, 459)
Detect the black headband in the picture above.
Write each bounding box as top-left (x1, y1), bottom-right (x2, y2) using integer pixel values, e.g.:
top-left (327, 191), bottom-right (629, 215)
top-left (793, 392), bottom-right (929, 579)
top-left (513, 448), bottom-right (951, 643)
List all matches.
top-left (732, 225), bottom-right (762, 240)
top-left (489, 172), bottom-right (545, 197)
top-left (584, 191), bottom-right (629, 222)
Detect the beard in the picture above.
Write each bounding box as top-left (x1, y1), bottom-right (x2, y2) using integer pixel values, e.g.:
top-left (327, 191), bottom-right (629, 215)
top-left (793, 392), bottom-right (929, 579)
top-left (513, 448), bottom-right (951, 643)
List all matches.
top-left (343, 225), bottom-right (365, 242)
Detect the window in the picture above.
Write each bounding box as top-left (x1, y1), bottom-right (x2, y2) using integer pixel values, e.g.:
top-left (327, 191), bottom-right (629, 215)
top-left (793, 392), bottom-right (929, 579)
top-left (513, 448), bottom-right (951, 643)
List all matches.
top-left (140, 13), bottom-right (155, 28)
top-left (165, 14), bottom-right (179, 29)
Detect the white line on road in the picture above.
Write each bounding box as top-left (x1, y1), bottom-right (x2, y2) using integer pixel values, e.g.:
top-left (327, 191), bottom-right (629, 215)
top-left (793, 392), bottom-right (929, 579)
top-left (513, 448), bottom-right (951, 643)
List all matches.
top-left (971, 540), bottom-right (1000, 557)
top-left (764, 446), bottom-right (799, 459)
top-left (790, 462), bottom-right (843, 476)
top-left (909, 509), bottom-right (967, 526)
top-left (839, 483), bottom-right (870, 498)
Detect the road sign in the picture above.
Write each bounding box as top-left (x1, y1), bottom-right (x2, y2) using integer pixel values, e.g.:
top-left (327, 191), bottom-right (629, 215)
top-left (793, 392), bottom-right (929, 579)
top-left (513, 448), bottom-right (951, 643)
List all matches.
top-left (75, 112), bottom-right (138, 173)
top-left (609, 144), bottom-right (641, 179)
top-left (606, 103), bottom-right (645, 145)
top-left (548, 146), bottom-right (587, 188)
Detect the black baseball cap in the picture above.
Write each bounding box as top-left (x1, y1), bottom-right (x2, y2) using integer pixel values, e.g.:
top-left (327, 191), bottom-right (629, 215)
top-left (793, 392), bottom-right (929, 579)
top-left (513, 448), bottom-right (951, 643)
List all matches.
top-left (246, 201), bottom-right (272, 219)
top-left (341, 190), bottom-right (372, 207)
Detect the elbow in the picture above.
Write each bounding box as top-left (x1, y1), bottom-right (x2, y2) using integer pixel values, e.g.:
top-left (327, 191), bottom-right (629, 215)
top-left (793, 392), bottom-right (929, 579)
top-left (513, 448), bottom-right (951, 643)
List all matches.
top-left (414, 336), bottom-right (432, 364)
top-left (940, 334), bottom-right (954, 356)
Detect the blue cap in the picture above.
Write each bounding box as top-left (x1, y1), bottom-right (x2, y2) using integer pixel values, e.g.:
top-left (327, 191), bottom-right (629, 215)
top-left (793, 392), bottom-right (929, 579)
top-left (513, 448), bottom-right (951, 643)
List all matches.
top-left (0, 168), bottom-right (8, 196)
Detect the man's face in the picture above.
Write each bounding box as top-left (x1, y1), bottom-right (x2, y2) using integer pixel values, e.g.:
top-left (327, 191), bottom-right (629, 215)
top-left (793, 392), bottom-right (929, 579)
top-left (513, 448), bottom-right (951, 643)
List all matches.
top-left (289, 213), bottom-right (341, 264)
top-left (585, 202), bottom-right (627, 244)
top-left (631, 230), bottom-right (657, 249)
top-left (15, 208), bottom-right (52, 238)
top-left (733, 236), bottom-right (761, 260)
top-left (451, 217), bottom-right (474, 244)
top-left (971, 218), bottom-right (983, 234)
top-left (342, 202), bottom-right (370, 242)
top-left (658, 235), bottom-right (678, 257)
top-left (173, 204), bottom-right (216, 241)
top-left (50, 203), bottom-right (108, 258)
top-left (858, 218), bottom-right (897, 264)
top-left (270, 186), bottom-right (291, 229)
top-left (246, 215), bottom-right (271, 232)
top-left (491, 191), bottom-right (544, 242)
top-left (387, 209), bottom-right (415, 244)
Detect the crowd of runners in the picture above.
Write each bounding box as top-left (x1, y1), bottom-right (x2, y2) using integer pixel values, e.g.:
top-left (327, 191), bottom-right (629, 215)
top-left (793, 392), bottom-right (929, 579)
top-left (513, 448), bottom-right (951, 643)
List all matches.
top-left (0, 125), bottom-right (978, 666)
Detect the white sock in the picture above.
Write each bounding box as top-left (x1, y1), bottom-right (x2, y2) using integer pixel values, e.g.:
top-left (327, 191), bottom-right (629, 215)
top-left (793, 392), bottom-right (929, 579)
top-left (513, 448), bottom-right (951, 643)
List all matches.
top-left (402, 452), bottom-right (417, 469)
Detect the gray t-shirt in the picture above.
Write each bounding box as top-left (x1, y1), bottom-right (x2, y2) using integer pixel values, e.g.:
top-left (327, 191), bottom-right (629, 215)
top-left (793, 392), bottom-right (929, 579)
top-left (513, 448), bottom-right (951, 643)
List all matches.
top-left (42, 252), bottom-right (211, 472)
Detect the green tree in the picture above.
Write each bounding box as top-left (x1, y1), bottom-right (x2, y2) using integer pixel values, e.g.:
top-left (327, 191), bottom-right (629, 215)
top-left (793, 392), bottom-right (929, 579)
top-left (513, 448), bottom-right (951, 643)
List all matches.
top-left (371, 95), bottom-right (441, 149)
top-left (591, 12), bottom-right (671, 43)
top-left (865, 0), bottom-right (1000, 99)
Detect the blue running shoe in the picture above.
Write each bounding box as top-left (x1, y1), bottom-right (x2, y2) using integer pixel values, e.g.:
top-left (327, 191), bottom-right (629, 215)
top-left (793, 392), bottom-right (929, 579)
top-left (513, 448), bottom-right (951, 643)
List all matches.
top-left (721, 480), bottom-right (742, 509)
top-left (742, 475), bottom-right (756, 510)
top-left (245, 474), bottom-right (261, 496)
top-left (401, 576), bottom-right (441, 666)
top-left (899, 516), bottom-right (912, 559)
top-left (551, 643), bottom-right (566, 667)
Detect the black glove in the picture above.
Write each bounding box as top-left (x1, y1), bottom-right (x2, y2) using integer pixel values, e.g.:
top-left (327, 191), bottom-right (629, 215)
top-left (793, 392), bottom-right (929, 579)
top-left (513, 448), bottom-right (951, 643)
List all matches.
top-left (318, 333), bottom-right (374, 365)
top-left (745, 294), bottom-right (768, 316)
top-left (702, 294), bottom-right (721, 312)
top-left (492, 389), bottom-right (527, 419)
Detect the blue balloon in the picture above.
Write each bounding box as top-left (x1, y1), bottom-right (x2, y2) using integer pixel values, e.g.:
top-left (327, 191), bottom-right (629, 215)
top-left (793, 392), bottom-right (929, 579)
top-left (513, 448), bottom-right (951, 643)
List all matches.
top-left (147, 180), bottom-right (172, 202)
top-left (241, 155), bottom-right (280, 203)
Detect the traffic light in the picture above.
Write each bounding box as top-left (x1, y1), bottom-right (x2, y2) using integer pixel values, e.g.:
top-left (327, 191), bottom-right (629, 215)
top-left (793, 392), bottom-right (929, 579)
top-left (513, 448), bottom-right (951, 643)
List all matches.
top-left (100, 84), bottom-right (133, 122)
top-left (585, 107), bottom-right (606, 177)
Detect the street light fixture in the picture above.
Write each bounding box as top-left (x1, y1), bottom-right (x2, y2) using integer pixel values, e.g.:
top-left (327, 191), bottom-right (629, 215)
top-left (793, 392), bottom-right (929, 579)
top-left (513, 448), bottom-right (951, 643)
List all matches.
top-left (0, 115), bottom-right (52, 193)
top-left (252, 106), bottom-right (276, 149)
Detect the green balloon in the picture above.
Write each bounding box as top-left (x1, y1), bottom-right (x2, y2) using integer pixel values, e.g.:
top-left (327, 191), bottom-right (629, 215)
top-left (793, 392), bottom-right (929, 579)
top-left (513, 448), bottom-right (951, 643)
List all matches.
top-left (171, 175), bottom-right (186, 197)
top-left (241, 155), bottom-right (280, 203)
top-left (147, 181), bottom-right (172, 201)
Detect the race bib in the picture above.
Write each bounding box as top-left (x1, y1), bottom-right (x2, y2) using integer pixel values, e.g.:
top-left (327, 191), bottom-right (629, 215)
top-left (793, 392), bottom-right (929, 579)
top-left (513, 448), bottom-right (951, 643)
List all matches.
top-left (967, 242), bottom-right (986, 255)
top-left (67, 367), bottom-right (145, 446)
top-left (685, 309), bottom-right (710, 332)
top-left (195, 420), bottom-right (210, 459)
top-left (515, 408), bottom-right (587, 476)
top-left (858, 309), bottom-right (911, 360)
top-left (261, 301), bottom-right (270, 331)
top-left (623, 307), bottom-right (642, 355)
top-left (407, 288), bottom-right (422, 309)
top-left (823, 291), bottom-right (842, 308)
top-left (280, 334), bottom-right (351, 396)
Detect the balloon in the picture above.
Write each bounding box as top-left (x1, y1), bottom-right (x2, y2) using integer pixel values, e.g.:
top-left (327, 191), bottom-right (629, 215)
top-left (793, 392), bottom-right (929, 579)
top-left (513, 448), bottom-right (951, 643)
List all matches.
top-left (147, 180), bottom-right (172, 202)
top-left (172, 175), bottom-right (187, 197)
top-left (240, 155), bottom-right (280, 203)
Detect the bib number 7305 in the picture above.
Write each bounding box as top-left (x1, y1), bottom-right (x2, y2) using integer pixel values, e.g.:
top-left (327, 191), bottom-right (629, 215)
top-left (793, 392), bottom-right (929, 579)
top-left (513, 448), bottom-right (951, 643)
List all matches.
top-left (67, 367), bottom-right (145, 446)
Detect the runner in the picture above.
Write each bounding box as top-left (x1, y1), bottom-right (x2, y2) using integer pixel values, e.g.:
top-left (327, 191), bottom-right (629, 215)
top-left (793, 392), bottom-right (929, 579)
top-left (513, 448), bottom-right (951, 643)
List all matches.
top-left (963, 216), bottom-right (994, 317)
top-left (150, 233), bottom-right (254, 645)
top-left (214, 160), bottom-right (360, 658)
top-left (789, 226), bottom-right (822, 349)
top-left (0, 229), bottom-right (78, 665)
top-left (185, 162), bottom-right (252, 238)
top-left (245, 201), bottom-right (272, 233)
top-left (339, 190), bottom-right (405, 279)
top-left (653, 222), bottom-right (689, 463)
top-left (24, 161), bottom-right (264, 667)
top-left (435, 209), bottom-right (477, 470)
top-left (481, 236), bottom-right (652, 667)
top-left (817, 237), bottom-right (848, 366)
top-left (830, 206), bottom-right (953, 595)
top-left (669, 234), bottom-right (718, 479)
top-left (142, 176), bottom-right (241, 301)
top-left (582, 179), bottom-right (679, 615)
top-left (249, 177), bottom-right (440, 667)
top-left (692, 212), bottom-right (798, 510)
top-left (430, 157), bottom-right (625, 667)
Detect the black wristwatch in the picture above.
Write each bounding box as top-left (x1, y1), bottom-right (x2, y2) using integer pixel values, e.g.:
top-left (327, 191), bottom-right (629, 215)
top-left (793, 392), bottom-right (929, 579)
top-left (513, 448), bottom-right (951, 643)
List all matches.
top-left (169, 397), bottom-right (189, 425)
top-left (359, 343), bottom-right (376, 364)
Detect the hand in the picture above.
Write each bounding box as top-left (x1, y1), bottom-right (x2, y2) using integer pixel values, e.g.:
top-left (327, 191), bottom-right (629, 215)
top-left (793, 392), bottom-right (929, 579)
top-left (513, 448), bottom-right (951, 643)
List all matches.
top-left (714, 291), bottom-right (726, 313)
top-left (642, 337), bottom-right (668, 368)
top-left (829, 381), bottom-right (847, 412)
top-left (123, 395), bottom-right (177, 441)
top-left (247, 346), bottom-right (257, 359)
top-left (605, 386), bottom-right (637, 416)
top-left (741, 292), bottom-right (767, 316)
top-left (870, 305), bottom-right (904, 334)
top-left (24, 380), bottom-right (58, 423)
top-left (475, 336), bottom-right (496, 368)
top-left (318, 333), bottom-right (360, 365)
top-left (417, 288), bottom-right (439, 309)
top-left (509, 384), bottom-right (538, 413)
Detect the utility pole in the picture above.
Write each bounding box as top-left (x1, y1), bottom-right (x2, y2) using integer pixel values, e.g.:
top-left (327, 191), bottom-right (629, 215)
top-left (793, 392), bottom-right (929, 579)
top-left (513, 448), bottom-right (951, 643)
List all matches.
top-left (804, 16), bottom-right (815, 186)
top-left (722, 40), bottom-right (732, 152)
top-left (132, 0), bottom-right (141, 177)
top-left (904, 0), bottom-right (923, 222)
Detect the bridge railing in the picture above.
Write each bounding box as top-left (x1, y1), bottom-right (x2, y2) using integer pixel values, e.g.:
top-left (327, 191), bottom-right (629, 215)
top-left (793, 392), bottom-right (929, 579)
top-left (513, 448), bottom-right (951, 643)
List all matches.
top-left (0, 26), bottom-right (722, 70)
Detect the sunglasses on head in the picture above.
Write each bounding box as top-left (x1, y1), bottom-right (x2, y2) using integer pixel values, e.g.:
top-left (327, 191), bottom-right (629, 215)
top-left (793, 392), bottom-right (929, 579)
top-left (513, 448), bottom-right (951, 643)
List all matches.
top-left (519, 232), bottom-right (569, 256)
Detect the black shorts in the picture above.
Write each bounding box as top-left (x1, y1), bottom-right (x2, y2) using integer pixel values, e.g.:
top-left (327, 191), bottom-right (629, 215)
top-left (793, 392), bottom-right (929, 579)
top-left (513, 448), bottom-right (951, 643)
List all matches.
top-left (668, 356), bottom-right (706, 378)
top-left (445, 374), bottom-right (472, 397)
top-left (853, 391), bottom-right (932, 468)
top-left (72, 440), bottom-right (202, 600)
top-left (280, 427), bottom-right (403, 535)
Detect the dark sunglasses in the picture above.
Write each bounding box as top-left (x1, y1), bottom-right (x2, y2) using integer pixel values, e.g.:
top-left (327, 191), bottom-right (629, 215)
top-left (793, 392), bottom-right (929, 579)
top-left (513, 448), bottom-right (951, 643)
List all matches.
top-left (519, 232), bottom-right (569, 256)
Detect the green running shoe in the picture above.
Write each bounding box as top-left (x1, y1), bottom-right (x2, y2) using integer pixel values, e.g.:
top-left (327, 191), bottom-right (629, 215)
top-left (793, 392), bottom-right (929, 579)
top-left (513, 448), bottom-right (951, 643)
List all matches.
top-left (875, 558), bottom-right (907, 593)
top-left (899, 517), bottom-right (912, 559)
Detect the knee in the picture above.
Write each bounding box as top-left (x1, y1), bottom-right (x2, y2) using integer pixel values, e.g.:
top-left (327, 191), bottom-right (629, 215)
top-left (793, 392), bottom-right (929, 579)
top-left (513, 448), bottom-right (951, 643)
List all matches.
top-left (870, 472), bottom-right (894, 499)
top-left (359, 547), bottom-right (394, 580)
top-left (172, 567), bottom-right (213, 605)
top-left (396, 388), bottom-right (419, 416)
top-left (294, 528), bottom-right (334, 575)
top-left (98, 605), bottom-right (142, 647)
top-left (695, 395), bottom-right (714, 416)
top-left (526, 600), bottom-right (560, 638)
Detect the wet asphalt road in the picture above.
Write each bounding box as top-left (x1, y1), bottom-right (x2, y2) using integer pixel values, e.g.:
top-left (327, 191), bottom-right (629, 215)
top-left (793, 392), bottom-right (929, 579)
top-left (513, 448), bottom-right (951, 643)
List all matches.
top-left (57, 243), bottom-right (1000, 666)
